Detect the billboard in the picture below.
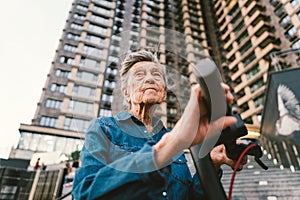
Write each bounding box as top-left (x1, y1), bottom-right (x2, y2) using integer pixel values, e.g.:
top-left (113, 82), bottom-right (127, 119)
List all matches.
top-left (261, 67), bottom-right (300, 144)
top-left (260, 68), bottom-right (300, 169)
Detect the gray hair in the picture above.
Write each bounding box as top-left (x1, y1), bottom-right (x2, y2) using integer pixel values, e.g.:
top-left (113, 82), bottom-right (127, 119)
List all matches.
top-left (120, 50), bottom-right (165, 94)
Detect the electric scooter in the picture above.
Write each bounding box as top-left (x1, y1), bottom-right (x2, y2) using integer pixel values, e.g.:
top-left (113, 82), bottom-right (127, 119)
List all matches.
top-left (189, 59), bottom-right (268, 200)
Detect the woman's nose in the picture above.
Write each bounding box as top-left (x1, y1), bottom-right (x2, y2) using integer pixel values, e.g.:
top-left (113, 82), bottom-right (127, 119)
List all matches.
top-left (144, 73), bottom-right (155, 83)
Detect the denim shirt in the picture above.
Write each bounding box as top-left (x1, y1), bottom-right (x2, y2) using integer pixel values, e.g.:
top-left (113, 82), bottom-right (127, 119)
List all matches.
top-left (72, 111), bottom-right (204, 200)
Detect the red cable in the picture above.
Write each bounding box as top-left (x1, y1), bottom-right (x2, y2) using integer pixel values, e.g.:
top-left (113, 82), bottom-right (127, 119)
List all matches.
top-left (228, 143), bottom-right (256, 200)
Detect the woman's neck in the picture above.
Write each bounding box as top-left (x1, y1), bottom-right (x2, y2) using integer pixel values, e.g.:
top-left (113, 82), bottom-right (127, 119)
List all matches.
top-left (129, 103), bottom-right (155, 133)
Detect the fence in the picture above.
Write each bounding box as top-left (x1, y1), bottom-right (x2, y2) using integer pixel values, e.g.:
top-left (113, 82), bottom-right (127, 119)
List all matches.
top-left (0, 167), bottom-right (66, 200)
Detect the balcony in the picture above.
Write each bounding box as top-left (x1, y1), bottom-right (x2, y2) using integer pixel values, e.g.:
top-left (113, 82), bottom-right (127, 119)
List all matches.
top-left (280, 20), bottom-right (291, 29)
top-left (269, 0), bottom-right (280, 7)
top-left (275, 7), bottom-right (286, 17)
top-left (285, 32), bottom-right (298, 41)
top-left (100, 100), bottom-right (111, 109)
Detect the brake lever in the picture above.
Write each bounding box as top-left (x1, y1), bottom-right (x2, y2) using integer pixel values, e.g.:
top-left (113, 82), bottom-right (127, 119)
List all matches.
top-left (215, 104), bottom-right (268, 170)
top-left (225, 139), bottom-right (268, 170)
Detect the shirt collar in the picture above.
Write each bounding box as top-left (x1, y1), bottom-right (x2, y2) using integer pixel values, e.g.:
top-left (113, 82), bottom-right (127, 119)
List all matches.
top-left (115, 110), bottom-right (165, 131)
top-left (115, 110), bottom-right (134, 121)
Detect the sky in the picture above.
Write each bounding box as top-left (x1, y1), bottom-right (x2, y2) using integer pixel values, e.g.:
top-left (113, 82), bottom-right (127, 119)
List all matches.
top-left (0, 0), bottom-right (73, 159)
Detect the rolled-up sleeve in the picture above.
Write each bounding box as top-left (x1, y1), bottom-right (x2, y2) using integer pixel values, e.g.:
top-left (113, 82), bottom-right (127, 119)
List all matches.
top-left (72, 119), bottom-right (170, 200)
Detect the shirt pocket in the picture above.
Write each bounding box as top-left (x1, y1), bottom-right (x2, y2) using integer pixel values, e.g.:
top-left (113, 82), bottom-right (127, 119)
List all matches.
top-left (110, 143), bottom-right (142, 161)
top-left (171, 155), bottom-right (192, 185)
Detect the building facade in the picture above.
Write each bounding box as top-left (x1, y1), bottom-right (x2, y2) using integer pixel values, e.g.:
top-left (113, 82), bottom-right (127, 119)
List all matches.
top-left (12, 0), bottom-right (300, 160)
top-left (214, 0), bottom-right (300, 124)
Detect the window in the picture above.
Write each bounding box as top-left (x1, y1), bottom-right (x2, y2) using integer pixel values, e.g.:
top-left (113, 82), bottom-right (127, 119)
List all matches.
top-left (76, 5), bottom-right (88, 12)
top-left (236, 89), bottom-right (245, 99)
top-left (240, 40), bottom-right (252, 55)
top-left (242, 52), bottom-right (256, 66)
top-left (45, 99), bottom-right (62, 109)
top-left (146, 30), bottom-right (160, 39)
top-left (286, 26), bottom-right (297, 38)
top-left (93, 0), bottom-right (112, 8)
top-left (50, 83), bottom-right (66, 93)
top-left (147, 1), bottom-right (159, 7)
top-left (279, 15), bottom-right (291, 27)
top-left (106, 67), bottom-right (118, 75)
top-left (76, 71), bottom-right (98, 83)
top-left (28, 134), bottom-right (41, 151)
top-left (102, 94), bottom-right (114, 102)
top-left (40, 116), bottom-right (58, 127)
top-left (55, 69), bottom-right (70, 78)
top-left (232, 65), bottom-right (238, 73)
top-left (63, 117), bottom-right (90, 132)
top-left (99, 109), bottom-right (112, 117)
top-left (290, 0), bottom-right (300, 8)
top-left (70, 23), bottom-right (83, 30)
top-left (167, 108), bottom-right (177, 114)
top-left (167, 122), bottom-right (175, 129)
top-left (250, 78), bottom-right (264, 93)
top-left (246, 64), bottom-right (260, 80)
top-left (254, 95), bottom-right (264, 107)
top-left (291, 39), bottom-right (300, 49)
top-left (67, 33), bottom-right (80, 41)
top-left (109, 46), bottom-right (120, 53)
top-left (86, 34), bottom-right (105, 45)
top-left (37, 134), bottom-right (55, 152)
top-left (83, 45), bottom-right (102, 56)
top-left (231, 12), bottom-right (242, 26)
top-left (64, 44), bottom-right (77, 53)
top-left (80, 57), bottom-right (101, 69)
top-left (88, 24), bottom-right (107, 35)
top-left (18, 132), bottom-right (83, 155)
top-left (244, 116), bottom-right (253, 124)
top-left (90, 15), bottom-right (109, 25)
top-left (224, 35), bottom-right (230, 44)
top-left (229, 54), bottom-right (236, 62)
top-left (104, 80), bottom-right (116, 88)
top-left (73, 85), bottom-right (95, 97)
top-left (93, 6), bottom-right (110, 16)
top-left (228, 3), bottom-right (239, 18)
top-left (236, 31), bottom-right (249, 44)
top-left (234, 21), bottom-right (245, 35)
top-left (148, 13), bottom-right (160, 22)
top-left (59, 56), bottom-right (75, 65)
top-left (73, 13), bottom-right (86, 21)
top-left (275, 5), bottom-right (285, 16)
top-left (18, 132), bottom-right (33, 150)
top-left (68, 100), bottom-right (93, 115)
top-left (240, 102), bottom-right (249, 113)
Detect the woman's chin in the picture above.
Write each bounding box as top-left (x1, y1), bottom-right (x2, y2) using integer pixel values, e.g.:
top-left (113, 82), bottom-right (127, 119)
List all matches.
top-left (143, 98), bottom-right (163, 105)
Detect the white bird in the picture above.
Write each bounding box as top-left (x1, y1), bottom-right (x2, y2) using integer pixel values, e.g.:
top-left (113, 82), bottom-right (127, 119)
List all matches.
top-left (276, 84), bottom-right (300, 136)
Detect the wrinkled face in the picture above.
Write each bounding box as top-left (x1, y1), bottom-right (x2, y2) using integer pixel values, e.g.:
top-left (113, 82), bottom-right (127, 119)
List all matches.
top-left (125, 61), bottom-right (166, 105)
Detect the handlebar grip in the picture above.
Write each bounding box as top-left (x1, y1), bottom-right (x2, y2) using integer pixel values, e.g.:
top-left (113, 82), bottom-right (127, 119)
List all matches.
top-left (193, 58), bottom-right (227, 121)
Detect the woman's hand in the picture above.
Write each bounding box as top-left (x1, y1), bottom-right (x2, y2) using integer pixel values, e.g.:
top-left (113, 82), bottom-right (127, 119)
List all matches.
top-left (210, 144), bottom-right (248, 171)
top-left (189, 84), bottom-right (237, 146)
top-left (154, 83), bottom-right (237, 168)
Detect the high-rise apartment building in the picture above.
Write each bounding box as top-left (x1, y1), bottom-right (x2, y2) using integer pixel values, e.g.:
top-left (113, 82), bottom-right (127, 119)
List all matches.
top-left (11, 0), bottom-right (300, 159)
top-left (214, 0), bottom-right (300, 125)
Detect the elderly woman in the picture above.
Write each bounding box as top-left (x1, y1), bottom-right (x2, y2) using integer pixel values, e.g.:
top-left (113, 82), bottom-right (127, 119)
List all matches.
top-left (72, 50), bottom-right (245, 200)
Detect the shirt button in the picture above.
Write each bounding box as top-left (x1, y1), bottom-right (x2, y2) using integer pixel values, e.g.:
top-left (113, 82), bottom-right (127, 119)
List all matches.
top-left (162, 191), bottom-right (167, 196)
top-left (144, 130), bottom-right (147, 133)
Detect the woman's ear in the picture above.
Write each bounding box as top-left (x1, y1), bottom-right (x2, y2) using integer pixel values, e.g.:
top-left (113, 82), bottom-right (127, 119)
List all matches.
top-left (123, 89), bottom-right (131, 103)
top-left (122, 88), bottom-right (129, 97)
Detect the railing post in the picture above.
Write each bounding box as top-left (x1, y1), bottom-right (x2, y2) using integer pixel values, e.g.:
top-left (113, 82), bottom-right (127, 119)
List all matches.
top-left (28, 170), bottom-right (41, 200)
top-left (52, 169), bottom-right (65, 200)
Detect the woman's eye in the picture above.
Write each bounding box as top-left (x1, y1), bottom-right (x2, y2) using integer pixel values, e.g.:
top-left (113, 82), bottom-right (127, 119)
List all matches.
top-left (136, 72), bottom-right (145, 77)
top-left (153, 72), bottom-right (162, 78)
